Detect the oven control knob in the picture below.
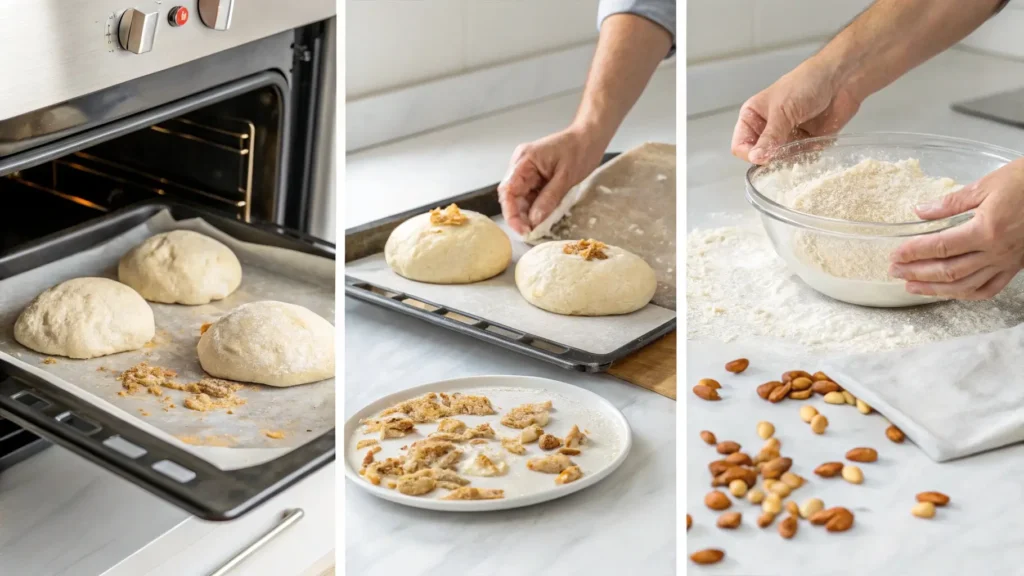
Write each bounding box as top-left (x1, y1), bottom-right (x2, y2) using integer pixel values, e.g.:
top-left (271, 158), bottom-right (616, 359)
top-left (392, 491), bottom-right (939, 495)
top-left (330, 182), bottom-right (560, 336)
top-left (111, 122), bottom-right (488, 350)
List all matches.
top-left (117, 8), bottom-right (158, 54)
top-left (198, 0), bottom-right (235, 31)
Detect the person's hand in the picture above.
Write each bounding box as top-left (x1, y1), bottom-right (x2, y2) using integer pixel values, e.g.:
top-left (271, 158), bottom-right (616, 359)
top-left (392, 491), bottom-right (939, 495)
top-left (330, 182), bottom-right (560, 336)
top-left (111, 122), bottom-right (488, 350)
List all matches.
top-left (731, 57), bottom-right (862, 164)
top-left (889, 158), bottom-right (1024, 300)
top-left (498, 126), bottom-right (606, 235)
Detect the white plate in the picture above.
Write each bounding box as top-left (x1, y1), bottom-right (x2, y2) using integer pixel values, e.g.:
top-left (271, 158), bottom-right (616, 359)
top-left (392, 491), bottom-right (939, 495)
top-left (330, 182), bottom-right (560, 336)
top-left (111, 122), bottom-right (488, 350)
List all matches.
top-left (343, 375), bottom-right (632, 512)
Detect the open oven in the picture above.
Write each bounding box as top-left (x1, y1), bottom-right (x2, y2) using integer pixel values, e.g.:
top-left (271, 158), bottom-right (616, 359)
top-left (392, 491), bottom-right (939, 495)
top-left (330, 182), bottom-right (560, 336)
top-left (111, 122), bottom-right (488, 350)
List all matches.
top-left (0, 0), bottom-right (336, 524)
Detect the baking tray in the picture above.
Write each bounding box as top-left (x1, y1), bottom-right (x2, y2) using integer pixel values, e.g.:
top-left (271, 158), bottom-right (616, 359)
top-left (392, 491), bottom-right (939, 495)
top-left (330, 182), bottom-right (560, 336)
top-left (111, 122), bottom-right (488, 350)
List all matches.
top-left (0, 200), bottom-right (335, 520)
top-left (344, 153), bottom-right (677, 372)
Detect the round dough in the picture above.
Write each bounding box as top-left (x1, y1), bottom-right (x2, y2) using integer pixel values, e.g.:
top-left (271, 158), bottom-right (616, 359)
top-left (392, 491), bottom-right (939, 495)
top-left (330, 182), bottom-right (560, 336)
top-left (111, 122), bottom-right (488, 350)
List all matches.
top-left (119, 230), bottom-right (242, 305)
top-left (384, 205), bottom-right (512, 284)
top-left (197, 301), bottom-right (335, 387)
top-left (14, 277), bottom-right (155, 359)
top-left (515, 240), bottom-right (656, 316)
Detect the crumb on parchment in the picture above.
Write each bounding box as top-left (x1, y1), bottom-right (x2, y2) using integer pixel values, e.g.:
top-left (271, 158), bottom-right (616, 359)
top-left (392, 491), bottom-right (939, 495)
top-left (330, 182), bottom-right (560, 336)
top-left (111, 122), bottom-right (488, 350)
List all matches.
top-left (263, 430), bottom-right (286, 440)
top-left (41, 357), bottom-right (57, 365)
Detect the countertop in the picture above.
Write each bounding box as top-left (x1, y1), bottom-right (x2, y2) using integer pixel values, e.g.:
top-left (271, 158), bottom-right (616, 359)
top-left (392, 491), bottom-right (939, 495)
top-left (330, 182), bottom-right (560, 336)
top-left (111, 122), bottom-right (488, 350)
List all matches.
top-left (344, 67), bottom-right (676, 575)
top-left (687, 48), bottom-right (1024, 574)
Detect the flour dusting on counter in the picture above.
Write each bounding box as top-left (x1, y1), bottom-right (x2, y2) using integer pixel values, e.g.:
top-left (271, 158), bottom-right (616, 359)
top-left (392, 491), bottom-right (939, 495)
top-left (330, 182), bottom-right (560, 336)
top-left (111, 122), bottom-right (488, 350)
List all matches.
top-left (687, 214), bottom-right (1024, 353)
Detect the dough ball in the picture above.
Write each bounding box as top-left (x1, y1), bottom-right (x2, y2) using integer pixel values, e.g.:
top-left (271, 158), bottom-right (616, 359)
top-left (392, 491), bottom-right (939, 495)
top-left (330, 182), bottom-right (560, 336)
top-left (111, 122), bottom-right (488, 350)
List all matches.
top-left (384, 204), bottom-right (511, 284)
top-left (197, 301), bottom-right (335, 387)
top-left (515, 239), bottom-right (656, 316)
top-left (14, 277), bottom-right (155, 359)
top-left (119, 230), bottom-right (242, 305)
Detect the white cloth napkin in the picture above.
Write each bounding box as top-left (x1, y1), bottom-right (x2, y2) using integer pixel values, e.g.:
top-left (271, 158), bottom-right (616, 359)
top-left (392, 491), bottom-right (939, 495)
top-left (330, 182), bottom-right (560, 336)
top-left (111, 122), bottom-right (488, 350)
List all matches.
top-left (821, 323), bottom-right (1024, 462)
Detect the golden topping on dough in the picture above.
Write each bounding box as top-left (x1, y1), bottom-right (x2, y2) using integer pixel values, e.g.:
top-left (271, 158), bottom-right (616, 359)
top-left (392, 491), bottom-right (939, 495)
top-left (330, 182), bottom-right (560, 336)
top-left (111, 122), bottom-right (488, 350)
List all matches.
top-left (563, 239), bottom-right (608, 260)
top-left (429, 203), bottom-right (469, 226)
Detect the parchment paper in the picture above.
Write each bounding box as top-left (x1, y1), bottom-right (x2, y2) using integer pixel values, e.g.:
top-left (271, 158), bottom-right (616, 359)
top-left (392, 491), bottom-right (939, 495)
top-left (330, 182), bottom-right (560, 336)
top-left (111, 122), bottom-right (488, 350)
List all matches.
top-left (524, 142), bottom-right (676, 309)
top-left (0, 210), bottom-right (335, 470)
top-left (345, 217), bottom-right (676, 356)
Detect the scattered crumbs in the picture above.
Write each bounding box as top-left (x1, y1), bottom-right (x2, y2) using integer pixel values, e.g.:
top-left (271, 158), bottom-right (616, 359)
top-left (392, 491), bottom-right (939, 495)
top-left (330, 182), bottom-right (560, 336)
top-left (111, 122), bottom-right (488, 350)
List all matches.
top-left (41, 357), bottom-right (57, 365)
top-left (144, 340), bottom-right (157, 349)
top-left (263, 430), bottom-right (286, 440)
top-left (227, 409), bottom-right (234, 415)
top-left (96, 366), bottom-right (107, 372)
top-left (117, 362), bottom-right (177, 395)
top-left (138, 409), bottom-right (150, 417)
top-left (117, 391), bottom-right (127, 397)
top-left (176, 434), bottom-right (238, 447)
top-left (184, 392), bottom-right (246, 412)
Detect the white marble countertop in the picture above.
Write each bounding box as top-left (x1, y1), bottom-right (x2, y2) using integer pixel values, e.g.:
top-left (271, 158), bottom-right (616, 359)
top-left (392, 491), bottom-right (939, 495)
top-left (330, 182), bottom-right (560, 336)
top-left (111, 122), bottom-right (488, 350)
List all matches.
top-left (344, 66), bottom-right (677, 575)
top-left (688, 48), bottom-right (1024, 574)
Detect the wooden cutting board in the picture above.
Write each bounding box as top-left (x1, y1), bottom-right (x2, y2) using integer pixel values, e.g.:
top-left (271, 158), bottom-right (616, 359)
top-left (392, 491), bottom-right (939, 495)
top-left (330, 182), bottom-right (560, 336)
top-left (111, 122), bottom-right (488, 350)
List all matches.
top-left (607, 331), bottom-right (677, 400)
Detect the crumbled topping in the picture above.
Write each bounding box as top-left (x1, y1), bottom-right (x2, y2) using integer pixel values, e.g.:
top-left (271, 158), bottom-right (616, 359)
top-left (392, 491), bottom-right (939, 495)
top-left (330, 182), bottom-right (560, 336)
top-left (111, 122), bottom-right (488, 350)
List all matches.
top-left (521, 424), bottom-right (544, 443)
top-left (441, 486), bottom-right (505, 501)
top-left (501, 437), bottom-right (527, 456)
top-left (356, 439), bottom-right (379, 450)
top-left (429, 203), bottom-right (469, 226)
top-left (538, 434), bottom-right (563, 451)
top-left (526, 453), bottom-right (574, 474)
top-left (501, 401), bottom-right (552, 429)
top-left (555, 465), bottom-right (583, 485)
top-left (436, 418), bottom-right (466, 434)
top-left (564, 424), bottom-right (587, 449)
top-left (562, 239), bottom-right (608, 260)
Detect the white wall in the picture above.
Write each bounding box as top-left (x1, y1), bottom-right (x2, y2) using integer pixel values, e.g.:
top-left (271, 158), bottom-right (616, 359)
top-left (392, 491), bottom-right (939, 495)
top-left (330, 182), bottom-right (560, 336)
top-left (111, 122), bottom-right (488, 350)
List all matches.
top-left (961, 0), bottom-right (1024, 60)
top-left (687, 0), bottom-right (872, 63)
top-left (346, 0), bottom-right (600, 99)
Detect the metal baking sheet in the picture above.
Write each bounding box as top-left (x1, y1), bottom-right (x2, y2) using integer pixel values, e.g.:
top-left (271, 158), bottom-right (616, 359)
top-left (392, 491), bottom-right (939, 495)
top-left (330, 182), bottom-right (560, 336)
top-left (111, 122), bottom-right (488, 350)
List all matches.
top-left (345, 215), bottom-right (676, 356)
top-left (0, 210), bottom-right (335, 471)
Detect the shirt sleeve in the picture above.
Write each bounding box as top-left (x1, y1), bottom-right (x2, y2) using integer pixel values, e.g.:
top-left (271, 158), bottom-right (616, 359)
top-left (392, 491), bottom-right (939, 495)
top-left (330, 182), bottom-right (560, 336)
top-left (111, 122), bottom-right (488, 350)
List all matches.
top-left (597, 0), bottom-right (677, 58)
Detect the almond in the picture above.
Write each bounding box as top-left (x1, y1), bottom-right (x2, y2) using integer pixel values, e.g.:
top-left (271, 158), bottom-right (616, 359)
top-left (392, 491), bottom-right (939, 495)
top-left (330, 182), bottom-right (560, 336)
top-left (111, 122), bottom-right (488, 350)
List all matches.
top-left (780, 472), bottom-right (805, 489)
top-left (700, 430), bottom-right (717, 445)
top-left (916, 491), bottom-right (950, 506)
top-left (687, 513), bottom-right (692, 530)
top-left (789, 389), bottom-right (813, 400)
top-left (717, 511), bottom-right (742, 529)
top-left (799, 405), bottom-right (818, 423)
top-left (790, 377), bottom-right (813, 391)
top-left (811, 371), bottom-right (831, 381)
top-left (784, 500), bottom-right (799, 516)
top-left (799, 497), bottom-right (824, 519)
top-left (811, 380), bottom-right (840, 395)
top-left (886, 424), bottom-right (905, 443)
top-left (725, 358), bottom-right (749, 373)
top-left (842, 391), bottom-right (856, 405)
top-left (715, 466), bottom-right (757, 488)
top-left (762, 493), bottom-right (782, 514)
top-left (855, 399), bottom-right (872, 414)
top-left (708, 459), bottom-right (733, 476)
top-left (814, 462), bottom-right (844, 478)
top-left (769, 482), bottom-right (791, 497)
top-left (846, 447), bottom-right (878, 463)
top-left (808, 508), bottom-right (838, 526)
top-left (778, 515), bottom-right (798, 539)
top-left (763, 437), bottom-right (781, 452)
top-left (728, 479), bottom-right (748, 497)
top-left (757, 511), bottom-right (776, 528)
top-left (747, 488), bottom-right (765, 504)
top-left (782, 370), bottom-right (811, 383)
top-left (841, 465), bottom-right (863, 484)
top-left (761, 457), bottom-right (793, 479)
top-left (810, 414), bottom-right (829, 434)
top-left (756, 421), bottom-right (775, 440)
top-left (705, 490), bottom-right (731, 510)
top-left (698, 378), bottom-right (721, 390)
top-left (825, 507), bottom-right (855, 532)
top-left (823, 391), bottom-right (846, 404)
top-left (693, 385), bottom-right (720, 401)
top-left (716, 441), bottom-right (741, 455)
top-left (690, 549), bottom-right (725, 565)
top-left (757, 381), bottom-right (782, 399)
top-left (768, 382), bottom-right (792, 403)
top-left (725, 452), bottom-right (753, 466)
top-left (911, 501), bottom-right (936, 519)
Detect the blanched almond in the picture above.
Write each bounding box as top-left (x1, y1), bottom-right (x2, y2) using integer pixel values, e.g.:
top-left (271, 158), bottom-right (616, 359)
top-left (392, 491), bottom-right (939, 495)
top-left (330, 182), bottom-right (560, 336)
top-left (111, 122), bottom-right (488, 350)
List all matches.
top-left (799, 405), bottom-right (818, 423)
top-left (747, 488), bottom-right (765, 504)
top-left (799, 498), bottom-right (824, 519)
top-left (780, 472), bottom-right (804, 489)
top-left (855, 399), bottom-right (872, 414)
top-left (762, 493), bottom-right (782, 514)
top-left (810, 414), bottom-right (829, 434)
top-left (729, 479), bottom-right (748, 497)
top-left (789, 389), bottom-right (813, 400)
top-left (823, 391), bottom-right (846, 405)
top-left (842, 391), bottom-right (856, 405)
top-left (841, 465), bottom-right (863, 484)
top-left (783, 370), bottom-right (811, 383)
top-left (911, 501), bottom-right (936, 519)
top-left (790, 377), bottom-right (813, 391)
top-left (757, 421), bottom-right (775, 440)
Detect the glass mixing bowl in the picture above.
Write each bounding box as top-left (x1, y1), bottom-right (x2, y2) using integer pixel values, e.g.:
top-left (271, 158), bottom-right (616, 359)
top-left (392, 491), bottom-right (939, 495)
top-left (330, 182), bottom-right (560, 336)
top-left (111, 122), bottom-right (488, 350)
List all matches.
top-left (745, 132), bottom-right (1023, 307)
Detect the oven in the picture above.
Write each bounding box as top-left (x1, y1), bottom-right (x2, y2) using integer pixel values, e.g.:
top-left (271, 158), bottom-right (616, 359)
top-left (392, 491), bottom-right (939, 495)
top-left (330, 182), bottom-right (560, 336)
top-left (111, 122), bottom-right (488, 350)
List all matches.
top-left (0, 0), bottom-right (335, 535)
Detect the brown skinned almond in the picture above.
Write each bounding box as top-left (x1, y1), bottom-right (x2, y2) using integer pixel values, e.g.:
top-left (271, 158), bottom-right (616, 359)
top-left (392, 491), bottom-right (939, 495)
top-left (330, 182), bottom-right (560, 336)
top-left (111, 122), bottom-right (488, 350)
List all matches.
top-left (790, 377), bottom-right (813, 391)
top-left (778, 515), bottom-right (798, 539)
top-left (705, 490), bottom-right (731, 511)
top-left (814, 462), bottom-right (844, 478)
top-left (886, 425), bottom-right (906, 443)
top-left (687, 514), bottom-right (692, 530)
top-left (811, 380), bottom-right (841, 395)
top-left (761, 457), bottom-right (793, 480)
top-left (717, 511), bottom-right (742, 529)
top-left (811, 371), bottom-right (831, 381)
top-left (698, 378), bottom-right (721, 390)
top-left (846, 447), bottom-right (879, 463)
top-left (708, 459), bottom-right (734, 476)
top-left (808, 508), bottom-right (838, 526)
top-left (825, 508), bottom-right (855, 532)
top-left (717, 441), bottom-right (741, 455)
top-left (714, 466), bottom-right (757, 488)
top-left (725, 452), bottom-right (753, 466)
top-left (757, 511), bottom-right (776, 528)
top-left (768, 382), bottom-right (792, 403)
top-left (916, 491), bottom-right (950, 506)
top-left (690, 549), bottom-right (725, 565)
top-left (725, 358), bottom-right (750, 373)
top-left (700, 430), bottom-right (717, 445)
top-left (783, 370), bottom-right (812, 383)
top-left (757, 381), bottom-right (782, 400)
top-left (693, 385), bottom-right (720, 401)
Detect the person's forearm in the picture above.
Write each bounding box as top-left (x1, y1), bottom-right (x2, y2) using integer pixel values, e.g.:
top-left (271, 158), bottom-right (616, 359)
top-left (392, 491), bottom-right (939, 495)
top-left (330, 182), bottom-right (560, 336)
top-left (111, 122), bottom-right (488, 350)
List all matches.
top-left (817, 0), bottom-right (1003, 103)
top-left (571, 13), bottom-right (672, 148)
